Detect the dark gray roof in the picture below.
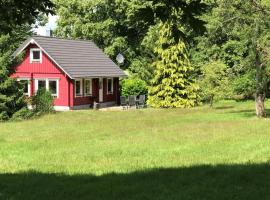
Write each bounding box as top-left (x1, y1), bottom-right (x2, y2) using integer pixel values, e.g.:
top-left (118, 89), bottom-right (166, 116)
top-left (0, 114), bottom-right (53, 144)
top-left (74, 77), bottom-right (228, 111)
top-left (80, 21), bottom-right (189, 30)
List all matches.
top-left (13, 36), bottom-right (126, 79)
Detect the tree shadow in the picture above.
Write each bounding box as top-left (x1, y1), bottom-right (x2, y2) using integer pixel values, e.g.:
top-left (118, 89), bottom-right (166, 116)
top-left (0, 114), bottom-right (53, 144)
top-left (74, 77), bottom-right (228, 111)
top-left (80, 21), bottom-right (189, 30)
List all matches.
top-left (227, 109), bottom-right (270, 118)
top-left (214, 106), bottom-right (234, 110)
top-left (1, 164), bottom-right (270, 200)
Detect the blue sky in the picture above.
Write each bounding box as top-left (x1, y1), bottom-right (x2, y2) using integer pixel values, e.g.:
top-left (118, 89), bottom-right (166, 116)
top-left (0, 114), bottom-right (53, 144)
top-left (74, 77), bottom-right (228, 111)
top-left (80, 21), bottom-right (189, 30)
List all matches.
top-left (34, 15), bottom-right (57, 36)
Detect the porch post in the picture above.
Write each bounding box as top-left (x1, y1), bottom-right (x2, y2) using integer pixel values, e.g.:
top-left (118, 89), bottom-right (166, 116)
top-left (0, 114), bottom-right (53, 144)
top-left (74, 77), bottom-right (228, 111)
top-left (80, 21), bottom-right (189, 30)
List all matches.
top-left (99, 78), bottom-right (104, 103)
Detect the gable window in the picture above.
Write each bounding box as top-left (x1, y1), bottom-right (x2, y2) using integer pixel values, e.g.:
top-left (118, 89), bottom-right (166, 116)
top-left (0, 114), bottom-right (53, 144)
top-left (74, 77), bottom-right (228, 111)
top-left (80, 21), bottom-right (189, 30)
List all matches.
top-left (18, 79), bottom-right (30, 97)
top-left (35, 79), bottom-right (59, 98)
top-left (75, 79), bottom-right (83, 97)
top-left (30, 48), bottom-right (42, 63)
top-left (107, 78), bottom-right (113, 94)
top-left (84, 79), bottom-right (92, 96)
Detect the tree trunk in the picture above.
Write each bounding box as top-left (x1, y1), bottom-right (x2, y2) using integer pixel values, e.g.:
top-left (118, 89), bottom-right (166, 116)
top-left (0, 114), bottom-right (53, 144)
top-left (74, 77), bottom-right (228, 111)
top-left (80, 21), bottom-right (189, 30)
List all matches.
top-left (255, 93), bottom-right (265, 117)
top-left (255, 49), bottom-right (266, 118)
top-left (209, 95), bottom-right (214, 108)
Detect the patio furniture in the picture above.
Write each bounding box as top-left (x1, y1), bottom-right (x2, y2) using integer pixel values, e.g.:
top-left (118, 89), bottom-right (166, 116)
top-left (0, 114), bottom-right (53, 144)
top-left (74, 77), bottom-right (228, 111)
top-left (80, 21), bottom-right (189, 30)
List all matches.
top-left (137, 95), bottom-right (146, 109)
top-left (120, 96), bottom-right (128, 110)
top-left (128, 95), bottom-right (136, 108)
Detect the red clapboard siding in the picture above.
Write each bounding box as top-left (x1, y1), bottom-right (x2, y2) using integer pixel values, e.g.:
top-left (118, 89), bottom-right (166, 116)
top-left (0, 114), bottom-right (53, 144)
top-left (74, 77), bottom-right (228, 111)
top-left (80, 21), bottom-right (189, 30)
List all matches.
top-left (11, 44), bottom-right (72, 107)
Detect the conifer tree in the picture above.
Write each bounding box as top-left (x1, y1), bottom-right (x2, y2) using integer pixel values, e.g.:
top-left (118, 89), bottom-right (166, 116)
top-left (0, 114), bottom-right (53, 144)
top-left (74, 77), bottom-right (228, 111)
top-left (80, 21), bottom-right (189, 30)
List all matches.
top-left (0, 28), bottom-right (31, 120)
top-left (148, 22), bottom-right (199, 108)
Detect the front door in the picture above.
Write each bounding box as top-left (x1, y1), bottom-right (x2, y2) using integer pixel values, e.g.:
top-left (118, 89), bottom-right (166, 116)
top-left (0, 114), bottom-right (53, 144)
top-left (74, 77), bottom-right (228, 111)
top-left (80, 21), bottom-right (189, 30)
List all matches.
top-left (99, 78), bottom-right (103, 102)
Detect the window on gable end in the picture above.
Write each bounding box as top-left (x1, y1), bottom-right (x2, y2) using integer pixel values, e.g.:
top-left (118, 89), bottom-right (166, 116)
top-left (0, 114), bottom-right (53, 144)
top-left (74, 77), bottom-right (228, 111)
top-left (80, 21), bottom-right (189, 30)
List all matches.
top-left (30, 48), bottom-right (42, 63)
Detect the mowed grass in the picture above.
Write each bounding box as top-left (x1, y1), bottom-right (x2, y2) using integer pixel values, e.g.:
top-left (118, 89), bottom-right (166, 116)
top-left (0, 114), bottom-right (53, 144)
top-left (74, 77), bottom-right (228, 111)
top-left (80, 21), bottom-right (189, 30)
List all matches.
top-left (1, 100), bottom-right (270, 199)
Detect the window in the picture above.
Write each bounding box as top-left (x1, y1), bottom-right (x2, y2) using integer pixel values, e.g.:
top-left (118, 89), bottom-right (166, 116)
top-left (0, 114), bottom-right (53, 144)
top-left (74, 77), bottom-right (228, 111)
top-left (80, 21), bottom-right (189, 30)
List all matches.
top-left (30, 48), bottom-right (42, 63)
top-left (75, 79), bottom-right (82, 96)
top-left (38, 80), bottom-right (46, 90)
top-left (84, 79), bottom-right (92, 96)
top-left (49, 80), bottom-right (58, 97)
top-left (35, 79), bottom-right (59, 98)
top-left (18, 79), bottom-right (30, 96)
top-left (107, 78), bottom-right (113, 94)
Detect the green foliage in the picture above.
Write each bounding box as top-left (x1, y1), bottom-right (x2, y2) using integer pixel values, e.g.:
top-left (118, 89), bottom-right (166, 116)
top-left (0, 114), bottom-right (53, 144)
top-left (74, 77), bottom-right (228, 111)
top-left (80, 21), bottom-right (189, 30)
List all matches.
top-left (121, 78), bottom-right (148, 97)
top-left (12, 107), bottom-right (34, 121)
top-left (199, 61), bottom-right (232, 106)
top-left (0, 0), bottom-right (53, 121)
top-left (191, 0), bottom-right (270, 116)
top-left (0, 27), bottom-right (31, 121)
top-left (232, 72), bottom-right (256, 100)
top-left (148, 22), bottom-right (199, 108)
top-left (55, 0), bottom-right (208, 83)
top-left (32, 88), bottom-right (54, 114)
top-left (0, 0), bottom-right (54, 34)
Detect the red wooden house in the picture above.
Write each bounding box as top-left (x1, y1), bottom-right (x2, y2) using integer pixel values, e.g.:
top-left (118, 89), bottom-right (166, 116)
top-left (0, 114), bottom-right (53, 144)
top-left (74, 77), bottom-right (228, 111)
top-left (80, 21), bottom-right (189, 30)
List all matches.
top-left (11, 36), bottom-right (126, 111)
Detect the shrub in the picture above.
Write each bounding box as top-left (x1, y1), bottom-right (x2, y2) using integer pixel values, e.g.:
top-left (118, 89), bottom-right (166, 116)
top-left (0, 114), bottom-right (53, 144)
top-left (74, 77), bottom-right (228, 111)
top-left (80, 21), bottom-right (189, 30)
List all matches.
top-left (121, 78), bottom-right (148, 97)
top-left (199, 61), bottom-right (233, 107)
top-left (32, 88), bottom-right (54, 114)
top-left (12, 107), bottom-right (34, 121)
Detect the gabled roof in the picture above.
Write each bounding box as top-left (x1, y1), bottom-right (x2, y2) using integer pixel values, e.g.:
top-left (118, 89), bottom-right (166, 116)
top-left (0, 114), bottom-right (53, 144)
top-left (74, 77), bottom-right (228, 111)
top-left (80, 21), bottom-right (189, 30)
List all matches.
top-left (13, 36), bottom-right (126, 79)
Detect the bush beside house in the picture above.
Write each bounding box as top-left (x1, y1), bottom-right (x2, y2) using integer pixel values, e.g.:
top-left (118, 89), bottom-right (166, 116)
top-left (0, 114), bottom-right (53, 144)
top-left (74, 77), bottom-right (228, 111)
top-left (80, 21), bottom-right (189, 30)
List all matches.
top-left (121, 78), bottom-right (148, 97)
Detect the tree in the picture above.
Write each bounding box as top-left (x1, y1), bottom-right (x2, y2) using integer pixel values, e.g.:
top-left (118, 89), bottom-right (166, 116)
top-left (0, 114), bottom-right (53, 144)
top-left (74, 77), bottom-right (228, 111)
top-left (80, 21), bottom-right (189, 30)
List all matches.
top-left (199, 61), bottom-right (232, 107)
top-left (148, 21), bottom-right (199, 108)
top-left (0, 0), bottom-right (54, 34)
top-left (192, 0), bottom-right (270, 117)
top-left (54, 0), bottom-right (208, 83)
top-left (0, 0), bottom-right (54, 120)
top-left (0, 27), bottom-right (31, 120)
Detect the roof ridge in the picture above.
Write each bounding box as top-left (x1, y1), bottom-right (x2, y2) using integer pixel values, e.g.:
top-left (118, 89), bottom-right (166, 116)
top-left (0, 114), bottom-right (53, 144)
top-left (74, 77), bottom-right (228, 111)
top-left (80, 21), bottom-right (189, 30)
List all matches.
top-left (32, 35), bottom-right (94, 43)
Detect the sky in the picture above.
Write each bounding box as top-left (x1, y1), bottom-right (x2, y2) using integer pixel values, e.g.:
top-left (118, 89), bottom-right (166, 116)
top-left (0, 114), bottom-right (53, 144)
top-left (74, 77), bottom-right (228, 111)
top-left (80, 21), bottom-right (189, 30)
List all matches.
top-left (34, 15), bottom-right (57, 36)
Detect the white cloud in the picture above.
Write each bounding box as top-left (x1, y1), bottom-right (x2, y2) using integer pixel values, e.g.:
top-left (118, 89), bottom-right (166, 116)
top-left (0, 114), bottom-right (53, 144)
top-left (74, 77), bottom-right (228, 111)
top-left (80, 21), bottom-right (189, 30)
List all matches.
top-left (34, 15), bottom-right (58, 36)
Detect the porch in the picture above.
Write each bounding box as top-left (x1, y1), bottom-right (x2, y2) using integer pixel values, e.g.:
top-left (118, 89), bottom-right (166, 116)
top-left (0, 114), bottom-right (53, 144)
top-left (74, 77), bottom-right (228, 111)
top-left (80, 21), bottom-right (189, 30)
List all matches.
top-left (71, 77), bottom-right (120, 110)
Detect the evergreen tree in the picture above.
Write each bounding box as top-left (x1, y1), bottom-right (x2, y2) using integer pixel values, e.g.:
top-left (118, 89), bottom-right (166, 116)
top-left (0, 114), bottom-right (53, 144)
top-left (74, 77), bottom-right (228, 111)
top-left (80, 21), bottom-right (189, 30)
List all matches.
top-left (148, 22), bottom-right (199, 108)
top-left (0, 27), bottom-right (31, 121)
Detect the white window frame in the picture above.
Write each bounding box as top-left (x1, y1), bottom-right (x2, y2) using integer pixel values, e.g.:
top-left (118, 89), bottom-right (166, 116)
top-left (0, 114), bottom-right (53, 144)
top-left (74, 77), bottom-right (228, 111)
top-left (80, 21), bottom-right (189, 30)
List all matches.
top-left (34, 79), bottom-right (59, 98)
top-left (75, 79), bottom-right (83, 97)
top-left (17, 78), bottom-right (31, 97)
top-left (30, 48), bottom-right (42, 63)
top-left (107, 78), bottom-right (114, 94)
top-left (84, 79), bottom-right (92, 96)
top-left (48, 79), bottom-right (59, 98)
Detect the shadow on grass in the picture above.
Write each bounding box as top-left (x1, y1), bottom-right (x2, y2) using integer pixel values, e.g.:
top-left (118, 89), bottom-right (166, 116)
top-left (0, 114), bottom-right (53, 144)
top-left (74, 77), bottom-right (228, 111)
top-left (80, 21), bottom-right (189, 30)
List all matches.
top-left (214, 106), bottom-right (234, 110)
top-left (1, 164), bottom-right (270, 200)
top-left (227, 109), bottom-right (270, 118)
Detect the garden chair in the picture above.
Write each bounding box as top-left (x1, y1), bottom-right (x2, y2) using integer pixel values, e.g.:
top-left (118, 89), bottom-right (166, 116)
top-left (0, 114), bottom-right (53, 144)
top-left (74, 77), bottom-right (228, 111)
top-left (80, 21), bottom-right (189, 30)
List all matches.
top-left (128, 95), bottom-right (136, 108)
top-left (120, 96), bottom-right (128, 110)
top-left (137, 95), bottom-right (146, 109)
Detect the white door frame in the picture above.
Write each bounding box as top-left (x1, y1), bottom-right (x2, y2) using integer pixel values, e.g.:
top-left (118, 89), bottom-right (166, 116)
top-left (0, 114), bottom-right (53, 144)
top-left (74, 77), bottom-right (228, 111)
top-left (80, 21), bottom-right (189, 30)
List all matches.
top-left (99, 78), bottom-right (103, 102)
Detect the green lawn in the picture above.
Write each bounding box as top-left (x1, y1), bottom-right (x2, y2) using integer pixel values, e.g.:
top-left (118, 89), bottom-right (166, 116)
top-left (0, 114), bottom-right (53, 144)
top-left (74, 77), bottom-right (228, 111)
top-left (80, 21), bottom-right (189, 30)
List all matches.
top-left (1, 101), bottom-right (270, 199)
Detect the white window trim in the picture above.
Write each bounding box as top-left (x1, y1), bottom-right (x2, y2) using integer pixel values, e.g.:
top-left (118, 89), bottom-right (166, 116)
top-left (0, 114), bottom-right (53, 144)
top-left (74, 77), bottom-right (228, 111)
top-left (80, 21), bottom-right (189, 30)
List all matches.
top-left (84, 79), bottom-right (92, 96)
top-left (107, 78), bottom-right (114, 94)
top-left (34, 78), bottom-right (59, 98)
top-left (48, 79), bottom-right (59, 98)
top-left (30, 48), bottom-right (42, 63)
top-left (75, 79), bottom-right (83, 97)
top-left (17, 78), bottom-right (31, 97)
